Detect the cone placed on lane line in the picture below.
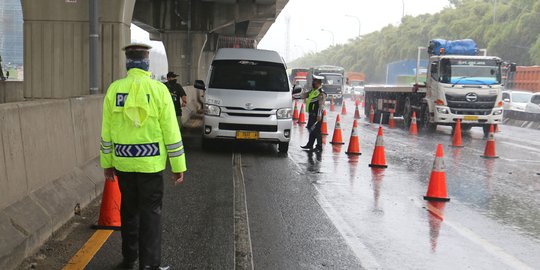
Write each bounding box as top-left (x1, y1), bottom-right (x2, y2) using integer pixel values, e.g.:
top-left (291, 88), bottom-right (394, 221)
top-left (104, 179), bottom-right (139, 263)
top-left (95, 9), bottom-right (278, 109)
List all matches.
top-left (330, 114), bottom-right (345, 145)
top-left (346, 120), bottom-right (362, 155)
top-left (481, 124), bottom-right (499, 158)
top-left (341, 100), bottom-right (347, 115)
top-left (330, 97), bottom-right (335, 112)
top-left (424, 144), bottom-right (450, 202)
top-left (293, 101), bottom-right (299, 120)
top-left (389, 111), bottom-right (396, 129)
top-left (369, 126), bottom-right (387, 168)
top-left (369, 105), bottom-right (375, 123)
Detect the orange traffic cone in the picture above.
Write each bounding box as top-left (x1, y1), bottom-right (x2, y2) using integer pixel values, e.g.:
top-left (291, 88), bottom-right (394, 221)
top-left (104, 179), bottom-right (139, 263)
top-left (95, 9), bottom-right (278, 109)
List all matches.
top-left (93, 176), bottom-right (122, 230)
top-left (354, 104), bottom-right (361, 119)
top-left (424, 144), bottom-right (450, 201)
top-left (451, 119), bottom-right (463, 147)
top-left (321, 110), bottom-right (329, 135)
top-left (341, 100), bottom-right (347, 115)
top-left (389, 111), bottom-right (396, 129)
top-left (346, 120), bottom-right (362, 155)
top-left (292, 101), bottom-right (299, 120)
top-left (495, 124), bottom-right (501, 133)
top-left (297, 104), bottom-right (306, 124)
top-left (330, 97), bottom-right (335, 112)
top-left (481, 124), bottom-right (499, 158)
top-left (369, 104), bottom-right (375, 123)
top-left (369, 126), bottom-right (387, 168)
top-left (330, 114), bottom-right (345, 145)
top-left (409, 111), bottom-right (418, 135)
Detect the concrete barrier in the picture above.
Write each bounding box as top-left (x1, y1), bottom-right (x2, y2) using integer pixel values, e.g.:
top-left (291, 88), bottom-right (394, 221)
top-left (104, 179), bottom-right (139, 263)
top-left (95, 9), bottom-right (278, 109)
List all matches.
top-left (503, 110), bottom-right (540, 130)
top-left (0, 81), bottom-right (24, 103)
top-left (0, 96), bottom-right (104, 270)
top-left (0, 89), bottom-right (198, 269)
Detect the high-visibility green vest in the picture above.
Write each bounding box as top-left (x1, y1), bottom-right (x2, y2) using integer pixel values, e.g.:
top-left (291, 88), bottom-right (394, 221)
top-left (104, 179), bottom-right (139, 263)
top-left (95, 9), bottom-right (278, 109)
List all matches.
top-left (100, 68), bottom-right (187, 173)
top-left (306, 88), bottom-right (320, 113)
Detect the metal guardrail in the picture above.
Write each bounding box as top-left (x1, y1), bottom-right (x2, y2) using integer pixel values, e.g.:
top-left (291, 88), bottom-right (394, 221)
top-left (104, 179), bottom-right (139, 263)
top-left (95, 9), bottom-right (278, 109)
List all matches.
top-left (503, 110), bottom-right (540, 122)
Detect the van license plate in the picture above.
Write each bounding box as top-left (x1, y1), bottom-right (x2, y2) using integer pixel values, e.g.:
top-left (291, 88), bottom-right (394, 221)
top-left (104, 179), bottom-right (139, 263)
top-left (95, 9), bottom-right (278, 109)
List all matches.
top-left (463, 116), bottom-right (478, 121)
top-left (236, 131), bottom-right (259, 140)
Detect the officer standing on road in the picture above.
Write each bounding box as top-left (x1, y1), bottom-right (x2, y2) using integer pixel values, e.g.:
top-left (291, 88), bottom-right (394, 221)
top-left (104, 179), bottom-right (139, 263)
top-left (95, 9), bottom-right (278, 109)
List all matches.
top-left (163, 71), bottom-right (187, 127)
top-left (100, 43), bottom-right (186, 270)
top-left (301, 74), bottom-right (327, 152)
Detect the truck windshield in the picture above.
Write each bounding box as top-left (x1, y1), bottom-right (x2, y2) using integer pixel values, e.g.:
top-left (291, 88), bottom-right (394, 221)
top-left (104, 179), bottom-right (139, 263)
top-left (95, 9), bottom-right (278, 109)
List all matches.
top-left (440, 59), bottom-right (501, 85)
top-left (351, 81), bottom-right (364, 87)
top-left (209, 60), bottom-right (289, 92)
top-left (324, 75), bottom-right (343, 85)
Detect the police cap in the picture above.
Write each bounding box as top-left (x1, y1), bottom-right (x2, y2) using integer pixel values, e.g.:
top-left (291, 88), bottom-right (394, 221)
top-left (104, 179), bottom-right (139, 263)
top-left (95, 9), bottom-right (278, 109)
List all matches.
top-left (312, 74), bottom-right (324, 81)
top-left (122, 43), bottom-right (152, 51)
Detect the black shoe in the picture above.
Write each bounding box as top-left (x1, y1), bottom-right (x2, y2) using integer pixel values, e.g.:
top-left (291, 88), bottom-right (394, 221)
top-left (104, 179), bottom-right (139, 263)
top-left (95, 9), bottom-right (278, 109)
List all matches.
top-left (301, 145), bottom-right (313, 150)
top-left (116, 260), bottom-right (135, 270)
top-left (314, 147), bottom-right (323, 152)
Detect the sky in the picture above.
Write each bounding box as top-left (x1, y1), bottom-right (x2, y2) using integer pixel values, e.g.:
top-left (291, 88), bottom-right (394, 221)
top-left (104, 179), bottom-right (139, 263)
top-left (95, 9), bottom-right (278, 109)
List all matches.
top-left (258, 0), bottom-right (452, 62)
top-left (131, 0), bottom-right (452, 63)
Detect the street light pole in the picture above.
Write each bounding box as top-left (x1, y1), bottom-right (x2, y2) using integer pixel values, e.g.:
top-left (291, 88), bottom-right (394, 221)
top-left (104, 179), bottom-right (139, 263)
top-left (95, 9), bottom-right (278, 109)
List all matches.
top-left (306, 38), bottom-right (318, 52)
top-left (321, 28), bottom-right (335, 46)
top-left (345, 15), bottom-right (361, 36)
top-left (402, 0), bottom-right (405, 19)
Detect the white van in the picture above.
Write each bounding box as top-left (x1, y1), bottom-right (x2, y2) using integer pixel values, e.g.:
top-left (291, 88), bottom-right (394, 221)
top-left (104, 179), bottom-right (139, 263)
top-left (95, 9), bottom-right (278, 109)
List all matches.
top-left (194, 48), bottom-right (295, 153)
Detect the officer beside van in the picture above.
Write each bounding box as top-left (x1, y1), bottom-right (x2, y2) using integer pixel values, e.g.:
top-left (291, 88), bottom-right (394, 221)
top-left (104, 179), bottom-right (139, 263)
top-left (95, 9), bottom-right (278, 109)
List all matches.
top-left (300, 74), bottom-right (327, 152)
top-left (100, 43), bottom-right (186, 270)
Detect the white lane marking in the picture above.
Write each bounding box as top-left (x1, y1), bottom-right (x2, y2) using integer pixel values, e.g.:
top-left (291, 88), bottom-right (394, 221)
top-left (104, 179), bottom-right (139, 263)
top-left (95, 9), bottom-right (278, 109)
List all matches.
top-left (288, 155), bottom-right (381, 269)
top-left (233, 153), bottom-right (254, 270)
top-left (499, 141), bottom-right (540, 154)
top-left (410, 197), bottom-right (534, 270)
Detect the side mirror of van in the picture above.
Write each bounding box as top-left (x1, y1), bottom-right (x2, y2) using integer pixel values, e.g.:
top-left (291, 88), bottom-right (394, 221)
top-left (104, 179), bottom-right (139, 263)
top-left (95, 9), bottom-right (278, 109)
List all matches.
top-left (292, 85), bottom-right (302, 94)
top-left (194, 80), bottom-right (206, 90)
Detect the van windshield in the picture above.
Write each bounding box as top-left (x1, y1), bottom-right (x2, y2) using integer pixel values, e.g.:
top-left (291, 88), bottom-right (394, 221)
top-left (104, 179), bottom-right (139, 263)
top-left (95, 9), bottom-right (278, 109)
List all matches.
top-left (209, 60), bottom-right (289, 92)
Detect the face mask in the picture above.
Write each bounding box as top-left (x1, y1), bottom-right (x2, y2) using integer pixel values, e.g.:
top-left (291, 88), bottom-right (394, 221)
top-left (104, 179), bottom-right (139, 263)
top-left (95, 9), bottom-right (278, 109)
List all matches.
top-left (126, 58), bottom-right (150, 71)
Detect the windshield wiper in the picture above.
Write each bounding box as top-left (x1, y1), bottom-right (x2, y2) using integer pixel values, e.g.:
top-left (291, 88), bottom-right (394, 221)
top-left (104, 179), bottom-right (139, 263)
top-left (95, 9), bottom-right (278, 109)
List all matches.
top-left (451, 76), bottom-right (470, 87)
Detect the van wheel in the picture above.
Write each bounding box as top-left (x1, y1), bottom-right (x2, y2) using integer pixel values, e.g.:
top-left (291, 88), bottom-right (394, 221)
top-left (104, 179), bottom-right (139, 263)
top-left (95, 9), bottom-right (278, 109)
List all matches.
top-left (278, 142), bottom-right (289, 153)
top-left (482, 125), bottom-right (491, 137)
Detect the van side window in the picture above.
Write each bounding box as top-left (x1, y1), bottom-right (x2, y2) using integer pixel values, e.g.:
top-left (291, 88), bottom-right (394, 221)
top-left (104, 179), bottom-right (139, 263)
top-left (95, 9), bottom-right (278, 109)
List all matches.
top-left (532, 95), bottom-right (540, 105)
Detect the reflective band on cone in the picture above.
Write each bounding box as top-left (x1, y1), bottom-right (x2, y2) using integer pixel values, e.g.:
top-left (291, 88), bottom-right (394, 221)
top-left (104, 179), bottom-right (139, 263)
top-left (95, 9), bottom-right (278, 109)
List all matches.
top-left (341, 100), bottom-right (347, 115)
top-left (330, 114), bottom-right (345, 145)
top-left (346, 120), bottom-right (362, 155)
top-left (354, 104), bottom-right (361, 119)
top-left (409, 111), bottom-right (418, 135)
top-left (424, 144), bottom-right (450, 201)
top-left (369, 126), bottom-right (387, 168)
top-left (481, 124), bottom-right (499, 158)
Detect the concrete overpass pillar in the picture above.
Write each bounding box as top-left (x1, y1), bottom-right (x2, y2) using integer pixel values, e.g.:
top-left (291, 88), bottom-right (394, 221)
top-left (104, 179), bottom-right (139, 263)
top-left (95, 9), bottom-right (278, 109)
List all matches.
top-left (162, 31), bottom-right (208, 85)
top-left (20, 0), bottom-right (135, 99)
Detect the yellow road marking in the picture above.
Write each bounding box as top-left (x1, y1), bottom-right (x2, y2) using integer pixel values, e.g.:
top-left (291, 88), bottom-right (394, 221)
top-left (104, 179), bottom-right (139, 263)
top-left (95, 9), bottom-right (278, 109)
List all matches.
top-left (62, 230), bottom-right (113, 270)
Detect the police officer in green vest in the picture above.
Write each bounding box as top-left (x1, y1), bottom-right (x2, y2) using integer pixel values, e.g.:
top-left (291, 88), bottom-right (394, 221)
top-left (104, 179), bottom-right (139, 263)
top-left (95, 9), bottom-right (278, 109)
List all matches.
top-left (301, 74), bottom-right (327, 152)
top-left (100, 43), bottom-right (186, 270)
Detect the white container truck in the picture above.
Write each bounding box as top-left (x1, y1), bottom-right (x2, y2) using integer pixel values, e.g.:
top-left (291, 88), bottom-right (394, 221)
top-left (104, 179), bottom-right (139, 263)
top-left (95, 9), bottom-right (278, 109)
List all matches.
top-left (364, 39), bottom-right (504, 135)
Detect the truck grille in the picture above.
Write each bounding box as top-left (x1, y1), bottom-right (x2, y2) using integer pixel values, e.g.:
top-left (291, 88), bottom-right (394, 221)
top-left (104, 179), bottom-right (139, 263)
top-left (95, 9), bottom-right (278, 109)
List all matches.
top-left (219, 123), bottom-right (278, 132)
top-left (445, 93), bottom-right (497, 115)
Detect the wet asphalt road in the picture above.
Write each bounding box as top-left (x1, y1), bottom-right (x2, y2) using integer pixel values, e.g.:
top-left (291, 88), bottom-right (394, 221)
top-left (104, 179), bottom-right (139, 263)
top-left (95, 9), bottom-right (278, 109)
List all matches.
top-left (18, 101), bottom-right (540, 270)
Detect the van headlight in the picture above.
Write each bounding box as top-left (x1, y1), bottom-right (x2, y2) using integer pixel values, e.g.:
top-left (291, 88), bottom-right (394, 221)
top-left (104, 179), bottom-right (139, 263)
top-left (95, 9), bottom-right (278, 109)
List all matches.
top-left (205, 104), bottom-right (221, 116)
top-left (277, 108), bottom-right (292, 119)
top-left (493, 109), bottom-right (503, 115)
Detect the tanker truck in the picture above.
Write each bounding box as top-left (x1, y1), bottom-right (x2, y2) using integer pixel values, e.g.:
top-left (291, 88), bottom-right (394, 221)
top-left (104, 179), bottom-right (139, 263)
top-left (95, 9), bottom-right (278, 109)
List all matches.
top-left (364, 39), bottom-right (504, 136)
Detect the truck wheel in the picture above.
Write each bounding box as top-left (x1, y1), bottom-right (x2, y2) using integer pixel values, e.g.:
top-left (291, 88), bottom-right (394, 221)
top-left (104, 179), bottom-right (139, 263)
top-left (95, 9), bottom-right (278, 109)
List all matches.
top-left (278, 142), bottom-right (289, 153)
top-left (422, 106), bottom-right (437, 133)
top-left (461, 124), bottom-right (472, 131)
top-left (482, 125), bottom-right (491, 137)
top-left (403, 97), bottom-right (412, 129)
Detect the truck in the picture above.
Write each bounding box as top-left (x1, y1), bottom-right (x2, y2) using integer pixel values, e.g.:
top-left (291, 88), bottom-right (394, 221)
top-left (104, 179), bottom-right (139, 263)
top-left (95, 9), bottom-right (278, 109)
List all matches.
top-left (364, 39), bottom-right (504, 136)
top-left (505, 65), bottom-right (540, 93)
top-left (308, 65), bottom-right (345, 103)
top-left (345, 72), bottom-right (366, 97)
top-left (290, 68), bottom-right (308, 90)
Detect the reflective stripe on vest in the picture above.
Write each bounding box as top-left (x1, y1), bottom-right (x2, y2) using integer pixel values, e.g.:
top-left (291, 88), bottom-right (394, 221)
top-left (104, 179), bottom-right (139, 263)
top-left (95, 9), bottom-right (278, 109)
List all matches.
top-left (114, 143), bottom-right (160, 157)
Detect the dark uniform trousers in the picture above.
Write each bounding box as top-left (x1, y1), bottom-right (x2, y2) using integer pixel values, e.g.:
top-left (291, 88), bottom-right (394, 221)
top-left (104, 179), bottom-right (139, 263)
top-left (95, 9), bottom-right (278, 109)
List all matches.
top-left (306, 113), bottom-right (323, 150)
top-left (116, 171), bottom-right (164, 268)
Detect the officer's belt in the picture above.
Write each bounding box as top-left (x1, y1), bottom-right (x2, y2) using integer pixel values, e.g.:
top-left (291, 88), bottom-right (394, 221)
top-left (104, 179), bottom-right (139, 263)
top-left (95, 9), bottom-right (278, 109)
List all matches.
top-left (114, 142), bottom-right (160, 157)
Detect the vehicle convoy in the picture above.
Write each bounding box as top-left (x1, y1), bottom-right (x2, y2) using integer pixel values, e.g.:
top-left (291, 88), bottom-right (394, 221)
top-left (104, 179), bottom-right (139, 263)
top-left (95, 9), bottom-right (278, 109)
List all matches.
top-left (502, 90), bottom-right (533, 112)
top-left (194, 48), bottom-right (294, 153)
top-left (364, 39), bottom-right (504, 135)
top-left (307, 65), bottom-right (345, 103)
top-left (345, 72), bottom-right (366, 96)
